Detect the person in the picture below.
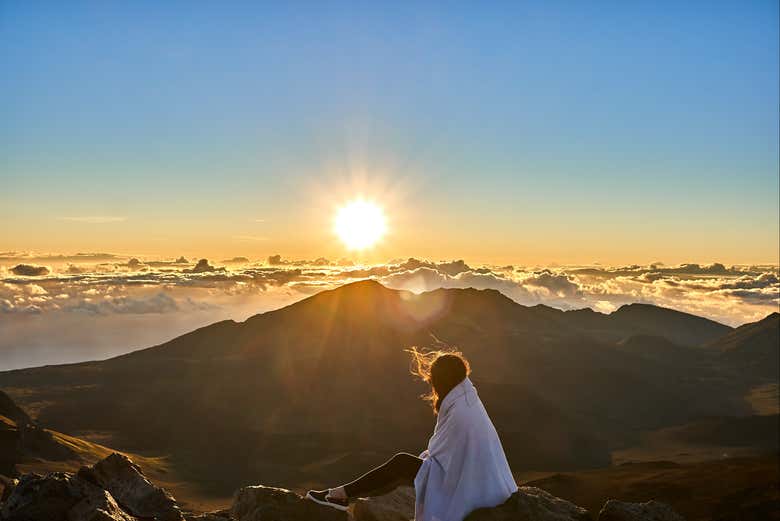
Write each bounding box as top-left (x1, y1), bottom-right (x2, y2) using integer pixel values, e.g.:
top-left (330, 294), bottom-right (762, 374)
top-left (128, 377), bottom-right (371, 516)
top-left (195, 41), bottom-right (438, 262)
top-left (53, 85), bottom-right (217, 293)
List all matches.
top-left (306, 348), bottom-right (517, 521)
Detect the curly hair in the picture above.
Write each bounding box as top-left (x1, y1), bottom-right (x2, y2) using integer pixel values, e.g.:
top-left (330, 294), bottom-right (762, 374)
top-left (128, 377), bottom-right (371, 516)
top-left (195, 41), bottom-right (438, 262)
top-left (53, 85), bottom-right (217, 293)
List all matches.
top-left (406, 347), bottom-right (471, 413)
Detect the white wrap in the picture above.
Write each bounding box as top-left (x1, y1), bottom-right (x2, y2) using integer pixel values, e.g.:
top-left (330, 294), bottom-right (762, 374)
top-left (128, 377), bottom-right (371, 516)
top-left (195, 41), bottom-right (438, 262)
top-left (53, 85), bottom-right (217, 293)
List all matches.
top-left (414, 377), bottom-right (517, 521)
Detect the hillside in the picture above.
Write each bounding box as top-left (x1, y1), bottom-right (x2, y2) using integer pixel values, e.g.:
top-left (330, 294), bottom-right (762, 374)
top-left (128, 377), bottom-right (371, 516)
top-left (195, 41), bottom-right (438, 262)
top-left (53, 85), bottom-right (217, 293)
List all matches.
top-left (561, 303), bottom-right (733, 346)
top-left (0, 390), bottom-right (225, 512)
top-left (0, 281), bottom-right (772, 499)
top-left (526, 455), bottom-right (779, 521)
top-left (707, 312), bottom-right (780, 380)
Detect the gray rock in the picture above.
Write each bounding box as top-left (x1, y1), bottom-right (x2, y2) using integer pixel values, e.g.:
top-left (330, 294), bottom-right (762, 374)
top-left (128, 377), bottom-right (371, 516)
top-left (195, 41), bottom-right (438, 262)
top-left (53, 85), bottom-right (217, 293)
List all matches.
top-left (598, 500), bottom-right (685, 521)
top-left (352, 486), bottom-right (415, 521)
top-left (78, 452), bottom-right (183, 521)
top-left (231, 485), bottom-right (347, 521)
top-left (0, 471), bottom-right (134, 521)
top-left (464, 486), bottom-right (591, 521)
top-left (69, 488), bottom-right (137, 521)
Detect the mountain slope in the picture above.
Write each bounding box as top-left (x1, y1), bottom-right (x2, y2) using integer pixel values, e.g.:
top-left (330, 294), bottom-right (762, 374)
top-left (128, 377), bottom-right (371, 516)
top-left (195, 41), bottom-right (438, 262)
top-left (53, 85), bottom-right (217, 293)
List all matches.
top-left (707, 312), bottom-right (779, 380)
top-left (0, 281), bottom-right (754, 495)
top-left (0, 390), bottom-right (218, 511)
top-left (562, 303), bottom-right (733, 346)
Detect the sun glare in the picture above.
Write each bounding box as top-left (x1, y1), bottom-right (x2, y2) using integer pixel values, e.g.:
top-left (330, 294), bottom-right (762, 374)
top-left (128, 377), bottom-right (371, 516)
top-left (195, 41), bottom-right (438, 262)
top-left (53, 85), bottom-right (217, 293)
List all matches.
top-left (334, 199), bottom-right (387, 250)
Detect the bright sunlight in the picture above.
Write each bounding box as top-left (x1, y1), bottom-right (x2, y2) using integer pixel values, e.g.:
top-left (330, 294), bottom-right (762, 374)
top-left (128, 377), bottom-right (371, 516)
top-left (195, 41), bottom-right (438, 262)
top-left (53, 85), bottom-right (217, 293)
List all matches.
top-left (334, 199), bottom-right (387, 250)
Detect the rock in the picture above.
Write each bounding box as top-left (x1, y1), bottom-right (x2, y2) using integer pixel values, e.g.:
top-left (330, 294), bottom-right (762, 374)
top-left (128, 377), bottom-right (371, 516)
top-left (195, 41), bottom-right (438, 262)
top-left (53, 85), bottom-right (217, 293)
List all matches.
top-left (231, 485), bottom-right (347, 521)
top-left (598, 500), bottom-right (685, 521)
top-left (0, 477), bottom-right (18, 502)
top-left (78, 452), bottom-right (183, 521)
top-left (186, 510), bottom-right (233, 521)
top-left (69, 489), bottom-right (137, 521)
top-left (352, 486), bottom-right (415, 521)
top-left (464, 486), bottom-right (591, 521)
top-left (0, 471), bottom-right (134, 521)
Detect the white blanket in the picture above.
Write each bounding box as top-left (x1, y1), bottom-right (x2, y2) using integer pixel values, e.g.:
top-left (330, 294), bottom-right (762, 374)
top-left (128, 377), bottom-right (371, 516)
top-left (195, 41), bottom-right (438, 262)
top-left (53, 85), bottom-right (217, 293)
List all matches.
top-left (414, 377), bottom-right (517, 521)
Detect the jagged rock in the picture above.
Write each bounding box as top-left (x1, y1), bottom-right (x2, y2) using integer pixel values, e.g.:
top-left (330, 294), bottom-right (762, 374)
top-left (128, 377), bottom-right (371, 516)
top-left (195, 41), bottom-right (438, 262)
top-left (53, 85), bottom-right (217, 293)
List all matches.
top-left (69, 489), bottom-right (137, 521)
top-left (352, 486), bottom-right (415, 521)
top-left (231, 485), bottom-right (347, 521)
top-left (598, 500), bottom-right (685, 521)
top-left (464, 486), bottom-right (591, 521)
top-left (0, 471), bottom-right (134, 521)
top-left (186, 511), bottom-right (233, 521)
top-left (78, 452), bottom-right (183, 521)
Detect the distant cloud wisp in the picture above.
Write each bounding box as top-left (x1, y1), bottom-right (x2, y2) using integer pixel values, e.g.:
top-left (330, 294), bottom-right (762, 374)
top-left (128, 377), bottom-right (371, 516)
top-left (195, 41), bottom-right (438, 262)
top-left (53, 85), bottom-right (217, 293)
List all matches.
top-left (58, 216), bottom-right (127, 224)
top-left (232, 236), bottom-right (269, 242)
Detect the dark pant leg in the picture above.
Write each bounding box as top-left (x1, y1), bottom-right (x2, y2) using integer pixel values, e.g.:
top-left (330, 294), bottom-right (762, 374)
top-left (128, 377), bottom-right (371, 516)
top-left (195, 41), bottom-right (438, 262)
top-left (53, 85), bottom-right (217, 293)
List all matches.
top-left (342, 452), bottom-right (423, 498)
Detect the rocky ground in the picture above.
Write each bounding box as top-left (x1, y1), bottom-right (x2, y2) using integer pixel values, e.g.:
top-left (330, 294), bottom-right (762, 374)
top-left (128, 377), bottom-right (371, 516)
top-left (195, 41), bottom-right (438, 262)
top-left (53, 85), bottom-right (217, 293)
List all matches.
top-left (0, 453), bottom-right (686, 521)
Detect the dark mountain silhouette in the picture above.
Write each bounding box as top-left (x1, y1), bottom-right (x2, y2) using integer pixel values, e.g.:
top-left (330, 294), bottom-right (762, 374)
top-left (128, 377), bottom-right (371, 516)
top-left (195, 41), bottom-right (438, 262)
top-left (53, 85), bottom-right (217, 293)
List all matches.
top-left (614, 335), bottom-right (709, 366)
top-left (560, 303), bottom-right (732, 346)
top-left (707, 312), bottom-right (780, 380)
top-left (0, 280), bottom-right (772, 497)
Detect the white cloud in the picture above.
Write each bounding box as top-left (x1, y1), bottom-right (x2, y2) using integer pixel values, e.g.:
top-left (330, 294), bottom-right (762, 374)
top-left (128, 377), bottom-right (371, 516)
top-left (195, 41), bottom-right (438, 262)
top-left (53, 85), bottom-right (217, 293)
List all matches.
top-left (0, 255), bottom-right (776, 326)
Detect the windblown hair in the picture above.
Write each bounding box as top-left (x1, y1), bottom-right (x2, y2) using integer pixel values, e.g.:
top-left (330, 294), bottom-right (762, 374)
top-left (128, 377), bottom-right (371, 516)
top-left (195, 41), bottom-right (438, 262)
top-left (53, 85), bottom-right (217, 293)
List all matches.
top-left (406, 347), bottom-right (471, 413)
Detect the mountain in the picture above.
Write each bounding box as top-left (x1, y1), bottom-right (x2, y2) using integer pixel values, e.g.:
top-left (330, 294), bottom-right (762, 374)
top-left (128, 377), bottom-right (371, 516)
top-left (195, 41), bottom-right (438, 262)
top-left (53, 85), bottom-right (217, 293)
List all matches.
top-left (0, 281), bottom-right (766, 498)
top-left (561, 303), bottom-right (733, 346)
top-left (707, 312), bottom-right (779, 380)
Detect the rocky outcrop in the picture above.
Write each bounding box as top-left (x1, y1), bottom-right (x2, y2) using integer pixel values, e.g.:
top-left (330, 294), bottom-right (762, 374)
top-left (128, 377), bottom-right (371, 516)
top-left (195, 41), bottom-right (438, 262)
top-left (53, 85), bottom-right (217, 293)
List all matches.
top-left (231, 485), bottom-right (345, 521)
top-left (0, 452), bottom-right (689, 521)
top-left (598, 500), bottom-right (685, 521)
top-left (465, 486), bottom-right (591, 521)
top-left (0, 453), bottom-right (182, 521)
top-left (78, 453), bottom-right (182, 521)
top-left (352, 486), bottom-right (415, 521)
top-left (0, 471), bottom-right (136, 521)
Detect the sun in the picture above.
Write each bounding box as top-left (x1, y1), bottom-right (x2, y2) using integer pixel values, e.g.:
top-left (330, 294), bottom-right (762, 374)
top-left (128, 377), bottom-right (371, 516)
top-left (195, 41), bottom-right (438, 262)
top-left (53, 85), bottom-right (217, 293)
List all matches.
top-left (334, 199), bottom-right (387, 250)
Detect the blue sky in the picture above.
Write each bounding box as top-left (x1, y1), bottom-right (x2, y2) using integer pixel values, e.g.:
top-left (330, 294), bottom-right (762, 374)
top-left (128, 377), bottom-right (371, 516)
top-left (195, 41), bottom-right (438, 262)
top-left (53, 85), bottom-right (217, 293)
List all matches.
top-left (1, 1), bottom-right (778, 263)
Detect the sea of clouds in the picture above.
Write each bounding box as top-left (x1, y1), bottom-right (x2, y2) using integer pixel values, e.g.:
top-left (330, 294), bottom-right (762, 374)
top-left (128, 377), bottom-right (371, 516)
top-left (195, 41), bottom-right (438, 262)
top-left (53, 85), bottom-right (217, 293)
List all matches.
top-left (1, 252), bottom-right (777, 370)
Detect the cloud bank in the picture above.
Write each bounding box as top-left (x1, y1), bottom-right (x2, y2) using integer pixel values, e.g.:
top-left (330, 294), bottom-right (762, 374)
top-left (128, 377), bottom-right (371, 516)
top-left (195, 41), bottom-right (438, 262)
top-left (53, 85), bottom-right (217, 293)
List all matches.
top-left (0, 253), bottom-right (776, 326)
top-left (1, 252), bottom-right (777, 370)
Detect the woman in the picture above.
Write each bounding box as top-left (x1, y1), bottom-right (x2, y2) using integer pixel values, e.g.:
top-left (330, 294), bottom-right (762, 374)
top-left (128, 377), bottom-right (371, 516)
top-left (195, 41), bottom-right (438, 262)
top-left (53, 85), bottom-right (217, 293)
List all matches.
top-left (306, 348), bottom-right (517, 521)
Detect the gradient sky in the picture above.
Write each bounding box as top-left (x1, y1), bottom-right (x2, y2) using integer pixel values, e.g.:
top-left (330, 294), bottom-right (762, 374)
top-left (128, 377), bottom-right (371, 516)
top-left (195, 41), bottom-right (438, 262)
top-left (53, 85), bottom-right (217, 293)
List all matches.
top-left (2, 1), bottom-right (778, 265)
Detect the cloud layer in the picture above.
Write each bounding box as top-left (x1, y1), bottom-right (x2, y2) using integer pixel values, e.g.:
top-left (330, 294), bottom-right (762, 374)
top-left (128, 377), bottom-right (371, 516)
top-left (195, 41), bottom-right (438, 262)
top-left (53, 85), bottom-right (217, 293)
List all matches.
top-left (1, 252), bottom-right (777, 370)
top-left (1, 253), bottom-right (777, 326)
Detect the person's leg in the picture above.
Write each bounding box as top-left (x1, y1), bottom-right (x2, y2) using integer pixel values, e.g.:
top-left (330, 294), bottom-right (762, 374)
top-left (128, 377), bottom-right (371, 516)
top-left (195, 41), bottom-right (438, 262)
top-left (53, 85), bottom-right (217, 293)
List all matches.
top-left (340, 452), bottom-right (423, 499)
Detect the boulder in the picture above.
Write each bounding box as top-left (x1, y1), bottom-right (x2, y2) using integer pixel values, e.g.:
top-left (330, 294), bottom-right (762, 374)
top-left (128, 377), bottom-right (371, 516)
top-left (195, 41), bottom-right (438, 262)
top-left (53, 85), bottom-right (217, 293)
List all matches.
top-left (352, 486), bottom-right (415, 521)
top-left (78, 452), bottom-right (183, 521)
top-left (464, 486), bottom-right (591, 521)
top-left (231, 485), bottom-right (347, 521)
top-left (598, 500), bottom-right (685, 521)
top-left (0, 471), bottom-right (134, 521)
top-left (68, 489), bottom-right (137, 521)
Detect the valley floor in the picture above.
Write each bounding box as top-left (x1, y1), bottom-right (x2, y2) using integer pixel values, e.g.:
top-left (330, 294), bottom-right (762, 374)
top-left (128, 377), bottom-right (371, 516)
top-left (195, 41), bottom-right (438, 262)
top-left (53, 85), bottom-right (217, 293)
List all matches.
top-left (525, 454), bottom-right (779, 521)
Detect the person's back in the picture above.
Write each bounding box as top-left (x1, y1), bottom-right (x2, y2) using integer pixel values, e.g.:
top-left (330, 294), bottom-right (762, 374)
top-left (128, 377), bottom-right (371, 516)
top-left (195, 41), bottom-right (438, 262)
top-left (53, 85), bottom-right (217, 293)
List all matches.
top-left (415, 376), bottom-right (517, 521)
